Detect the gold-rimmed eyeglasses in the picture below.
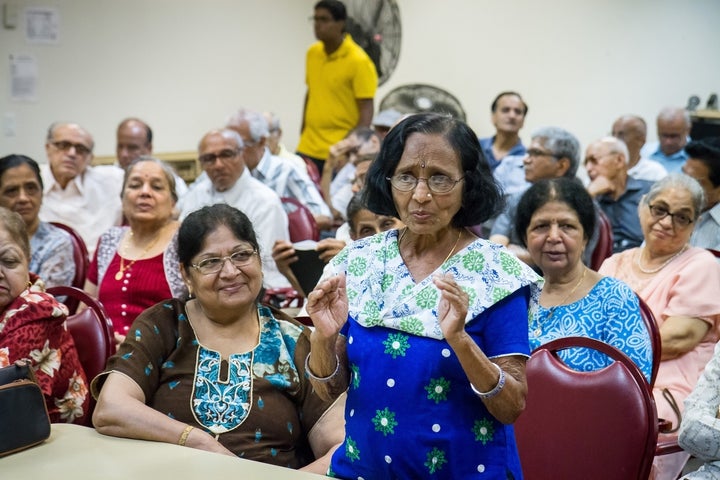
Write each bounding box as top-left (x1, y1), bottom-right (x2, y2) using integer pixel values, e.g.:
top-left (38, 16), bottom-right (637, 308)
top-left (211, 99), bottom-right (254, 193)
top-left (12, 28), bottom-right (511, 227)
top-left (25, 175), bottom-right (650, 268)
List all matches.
top-left (191, 250), bottom-right (257, 275)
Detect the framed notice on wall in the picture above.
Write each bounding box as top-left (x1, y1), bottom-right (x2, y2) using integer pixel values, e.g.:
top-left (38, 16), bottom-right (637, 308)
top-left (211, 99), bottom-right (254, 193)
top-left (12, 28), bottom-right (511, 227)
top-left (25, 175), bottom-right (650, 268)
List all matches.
top-left (25, 7), bottom-right (60, 44)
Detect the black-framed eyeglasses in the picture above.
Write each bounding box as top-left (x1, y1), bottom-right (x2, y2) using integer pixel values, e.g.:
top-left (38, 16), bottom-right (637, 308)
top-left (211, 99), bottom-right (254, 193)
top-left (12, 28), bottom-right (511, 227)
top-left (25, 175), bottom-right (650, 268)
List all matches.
top-left (648, 204), bottom-right (694, 227)
top-left (526, 148), bottom-right (558, 159)
top-left (198, 149), bottom-right (241, 167)
top-left (51, 140), bottom-right (92, 156)
top-left (191, 250), bottom-right (257, 275)
top-left (387, 174), bottom-right (464, 194)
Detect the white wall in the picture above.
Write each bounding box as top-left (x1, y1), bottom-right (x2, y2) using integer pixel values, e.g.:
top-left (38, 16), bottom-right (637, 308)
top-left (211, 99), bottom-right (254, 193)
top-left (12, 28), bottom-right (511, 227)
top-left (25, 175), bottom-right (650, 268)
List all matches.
top-left (1, 0), bottom-right (719, 163)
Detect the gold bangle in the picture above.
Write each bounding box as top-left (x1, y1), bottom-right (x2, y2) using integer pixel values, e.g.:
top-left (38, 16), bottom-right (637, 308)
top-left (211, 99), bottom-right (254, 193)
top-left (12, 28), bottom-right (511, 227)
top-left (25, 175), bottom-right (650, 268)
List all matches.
top-left (178, 425), bottom-right (194, 446)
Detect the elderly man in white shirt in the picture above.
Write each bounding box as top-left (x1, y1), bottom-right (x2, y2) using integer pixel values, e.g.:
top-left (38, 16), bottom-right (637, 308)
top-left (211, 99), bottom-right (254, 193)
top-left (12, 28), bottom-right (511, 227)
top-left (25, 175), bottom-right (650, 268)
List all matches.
top-left (227, 109), bottom-right (332, 231)
top-left (178, 128), bottom-right (291, 289)
top-left (39, 122), bottom-right (123, 257)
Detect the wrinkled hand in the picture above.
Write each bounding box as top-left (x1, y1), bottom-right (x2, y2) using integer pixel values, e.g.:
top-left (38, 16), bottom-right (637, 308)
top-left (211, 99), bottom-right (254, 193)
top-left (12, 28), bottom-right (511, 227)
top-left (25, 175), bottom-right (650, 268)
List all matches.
top-left (317, 238), bottom-right (346, 263)
top-left (327, 138), bottom-right (358, 172)
top-left (433, 272), bottom-right (470, 342)
top-left (307, 275), bottom-right (348, 340)
top-left (586, 175), bottom-right (615, 198)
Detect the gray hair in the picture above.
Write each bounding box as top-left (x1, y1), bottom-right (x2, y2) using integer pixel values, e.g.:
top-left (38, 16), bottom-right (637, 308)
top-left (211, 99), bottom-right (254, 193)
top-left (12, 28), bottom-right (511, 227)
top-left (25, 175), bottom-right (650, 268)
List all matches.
top-left (596, 136), bottom-right (631, 165)
top-left (122, 156), bottom-right (179, 203)
top-left (531, 126), bottom-right (581, 178)
top-left (264, 112), bottom-right (281, 133)
top-left (46, 121), bottom-right (95, 150)
top-left (197, 128), bottom-right (245, 151)
top-left (658, 107), bottom-right (692, 129)
top-left (642, 172), bottom-right (706, 220)
top-left (226, 108), bottom-right (269, 143)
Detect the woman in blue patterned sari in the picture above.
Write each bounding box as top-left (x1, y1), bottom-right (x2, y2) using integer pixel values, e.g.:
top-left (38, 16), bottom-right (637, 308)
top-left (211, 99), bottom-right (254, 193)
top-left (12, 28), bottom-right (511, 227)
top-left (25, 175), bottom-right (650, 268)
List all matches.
top-left (92, 204), bottom-right (344, 473)
top-left (515, 177), bottom-right (653, 382)
top-left (306, 113), bottom-right (543, 479)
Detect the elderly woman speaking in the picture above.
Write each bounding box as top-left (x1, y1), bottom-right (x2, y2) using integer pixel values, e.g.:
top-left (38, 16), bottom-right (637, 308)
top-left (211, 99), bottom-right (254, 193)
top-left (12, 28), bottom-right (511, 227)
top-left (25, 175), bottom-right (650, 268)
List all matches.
top-left (306, 113), bottom-right (542, 479)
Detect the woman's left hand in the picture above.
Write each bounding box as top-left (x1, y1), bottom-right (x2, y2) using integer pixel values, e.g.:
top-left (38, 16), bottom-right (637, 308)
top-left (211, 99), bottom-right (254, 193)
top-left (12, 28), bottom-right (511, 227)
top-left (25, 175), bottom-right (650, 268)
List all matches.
top-left (433, 272), bottom-right (470, 341)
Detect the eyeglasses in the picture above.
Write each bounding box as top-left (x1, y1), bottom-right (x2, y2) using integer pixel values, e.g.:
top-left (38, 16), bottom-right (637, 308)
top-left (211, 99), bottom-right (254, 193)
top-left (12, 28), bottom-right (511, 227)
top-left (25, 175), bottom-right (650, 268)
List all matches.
top-left (387, 174), bottom-right (464, 194)
top-left (526, 148), bottom-right (558, 159)
top-left (191, 250), bottom-right (257, 275)
top-left (648, 204), bottom-right (694, 227)
top-left (51, 140), bottom-right (92, 156)
top-left (198, 149), bottom-right (241, 167)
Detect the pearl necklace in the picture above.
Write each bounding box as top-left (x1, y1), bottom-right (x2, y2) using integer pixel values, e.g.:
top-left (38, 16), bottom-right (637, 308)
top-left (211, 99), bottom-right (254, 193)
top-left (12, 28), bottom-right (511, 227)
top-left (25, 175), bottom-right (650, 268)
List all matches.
top-left (635, 245), bottom-right (688, 274)
top-left (533, 267), bottom-right (587, 338)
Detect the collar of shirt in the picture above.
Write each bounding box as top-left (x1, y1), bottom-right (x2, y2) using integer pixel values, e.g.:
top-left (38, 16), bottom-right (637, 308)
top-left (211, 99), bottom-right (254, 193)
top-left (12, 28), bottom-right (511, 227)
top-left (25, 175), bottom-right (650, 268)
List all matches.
top-left (210, 168), bottom-right (253, 205)
top-left (252, 148), bottom-right (273, 181)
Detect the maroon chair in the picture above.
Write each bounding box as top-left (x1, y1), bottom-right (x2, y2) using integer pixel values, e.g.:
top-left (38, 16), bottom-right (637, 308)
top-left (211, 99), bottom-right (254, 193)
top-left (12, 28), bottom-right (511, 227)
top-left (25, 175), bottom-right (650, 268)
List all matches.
top-left (708, 249), bottom-right (720, 258)
top-left (281, 197), bottom-right (319, 242)
top-left (515, 336), bottom-right (658, 480)
top-left (590, 210), bottom-right (614, 271)
top-left (49, 222), bottom-right (89, 313)
top-left (637, 294), bottom-right (661, 390)
top-left (47, 286), bottom-right (115, 426)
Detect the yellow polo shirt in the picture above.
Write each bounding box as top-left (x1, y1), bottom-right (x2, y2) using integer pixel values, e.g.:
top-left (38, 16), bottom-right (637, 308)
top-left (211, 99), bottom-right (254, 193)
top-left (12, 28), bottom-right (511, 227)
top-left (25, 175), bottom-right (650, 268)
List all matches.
top-left (297, 34), bottom-right (378, 161)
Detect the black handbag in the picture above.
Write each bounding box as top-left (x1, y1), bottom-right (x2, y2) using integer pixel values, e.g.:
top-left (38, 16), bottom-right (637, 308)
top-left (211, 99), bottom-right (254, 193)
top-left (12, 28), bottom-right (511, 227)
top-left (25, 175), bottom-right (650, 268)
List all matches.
top-left (0, 361), bottom-right (51, 457)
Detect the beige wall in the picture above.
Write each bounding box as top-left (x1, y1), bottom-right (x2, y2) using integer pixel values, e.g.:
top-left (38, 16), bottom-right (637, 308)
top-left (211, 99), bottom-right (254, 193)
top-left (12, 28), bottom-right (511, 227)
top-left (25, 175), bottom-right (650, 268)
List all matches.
top-left (1, 0), bottom-right (719, 163)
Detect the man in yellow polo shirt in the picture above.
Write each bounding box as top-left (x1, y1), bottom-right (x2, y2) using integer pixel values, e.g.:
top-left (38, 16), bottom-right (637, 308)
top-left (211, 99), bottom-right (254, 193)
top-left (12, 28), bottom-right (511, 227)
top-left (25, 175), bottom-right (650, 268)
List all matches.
top-left (297, 0), bottom-right (378, 174)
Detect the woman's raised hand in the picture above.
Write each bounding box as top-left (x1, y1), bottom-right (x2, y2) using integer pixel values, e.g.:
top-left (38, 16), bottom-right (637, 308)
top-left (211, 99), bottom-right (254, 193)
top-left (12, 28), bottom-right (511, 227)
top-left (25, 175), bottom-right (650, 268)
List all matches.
top-left (307, 274), bottom-right (348, 339)
top-left (433, 272), bottom-right (470, 342)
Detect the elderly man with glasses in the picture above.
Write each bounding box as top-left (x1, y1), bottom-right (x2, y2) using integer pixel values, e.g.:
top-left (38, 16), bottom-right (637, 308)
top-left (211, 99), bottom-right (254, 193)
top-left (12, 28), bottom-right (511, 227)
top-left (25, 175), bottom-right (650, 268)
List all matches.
top-left (39, 122), bottom-right (124, 257)
top-left (178, 128), bottom-right (291, 289)
top-left (488, 126), bottom-right (596, 268)
top-left (585, 136), bottom-right (653, 253)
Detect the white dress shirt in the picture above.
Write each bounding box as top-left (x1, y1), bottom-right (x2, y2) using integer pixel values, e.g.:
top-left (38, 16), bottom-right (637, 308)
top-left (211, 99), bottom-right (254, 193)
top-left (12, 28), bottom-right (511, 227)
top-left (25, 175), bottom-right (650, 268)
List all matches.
top-left (628, 157), bottom-right (668, 183)
top-left (39, 164), bottom-right (124, 258)
top-left (179, 169), bottom-right (291, 288)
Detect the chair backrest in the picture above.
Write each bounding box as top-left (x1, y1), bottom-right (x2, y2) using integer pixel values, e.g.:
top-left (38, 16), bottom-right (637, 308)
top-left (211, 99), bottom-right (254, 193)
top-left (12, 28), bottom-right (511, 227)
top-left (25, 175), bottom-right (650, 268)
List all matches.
top-left (49, 221), bottom-right (89, 290)
top-left (47, 286), bottom-right (115, 426)
top-left (590, 209), bottom-right (614, 271)
top-left (636, 294), bottom-right (661, 389)
top-left (515, 336), bottom-right (658, 480)
top-left (281, 197), bottom-right (320, 242)
top-left (302, 156), bottom-right (322, 193)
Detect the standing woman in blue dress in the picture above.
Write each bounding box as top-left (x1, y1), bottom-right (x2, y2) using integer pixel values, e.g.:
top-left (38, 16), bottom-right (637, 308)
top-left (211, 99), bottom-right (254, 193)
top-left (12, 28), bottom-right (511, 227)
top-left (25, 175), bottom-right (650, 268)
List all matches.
top-left (306, 113), bottom-right (542, 479)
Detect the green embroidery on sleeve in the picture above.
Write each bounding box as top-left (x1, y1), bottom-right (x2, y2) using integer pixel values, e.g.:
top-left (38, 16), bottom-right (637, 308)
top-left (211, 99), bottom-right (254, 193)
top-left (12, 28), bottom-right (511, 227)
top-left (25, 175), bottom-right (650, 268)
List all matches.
top-left (350, 364), bottom-right (360, 389)
top-left (345, 437), bottom-right (360, 462)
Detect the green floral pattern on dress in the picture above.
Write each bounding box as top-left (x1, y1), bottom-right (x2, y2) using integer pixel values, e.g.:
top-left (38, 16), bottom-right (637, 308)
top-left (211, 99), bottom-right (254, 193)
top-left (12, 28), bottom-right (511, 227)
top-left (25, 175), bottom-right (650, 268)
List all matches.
top-left (383, 333), bottom-right (410, 358)
top-left (347, 257), bottom-right (367, 276)
top-left (425, 377), bottom-right (451, 403)
top-left (372, 407), bottom-right (398, 436)
top-left (462, 250), bottom-right (486, 272)
top-left (381, 273), bottom-right (394, 292)
top-left (492, 287), bottom-right (512, 304)
top-left (425, 447), bottom-right (448, 474)
top-left (350, 364), bottom-right (360, 389)
top-left (416, 287), bottom-right (439, 309)
top-left (472, 417), bottom-right (495, 445)
top-left (345, 437), bottom-right (360, 462)
top-left (399, 316), bottom-right (423, 335)
top-left (500, 251), bottom-right (523, 276)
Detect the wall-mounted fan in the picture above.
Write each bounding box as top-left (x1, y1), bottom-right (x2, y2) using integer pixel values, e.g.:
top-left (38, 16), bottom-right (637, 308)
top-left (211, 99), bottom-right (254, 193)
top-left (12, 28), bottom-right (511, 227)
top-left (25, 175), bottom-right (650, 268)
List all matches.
top-left (344, 0), bottom-right (401, 86)
top-left (380, 84), bottom-right (467, 121)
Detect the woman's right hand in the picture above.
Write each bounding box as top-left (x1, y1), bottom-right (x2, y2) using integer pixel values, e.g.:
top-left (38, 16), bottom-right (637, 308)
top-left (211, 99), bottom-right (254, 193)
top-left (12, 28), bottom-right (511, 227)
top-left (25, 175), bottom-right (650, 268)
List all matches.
top-left (306, 274), bottom-right (348, 340)
top-left (186, 427), bottom-right (237, 457)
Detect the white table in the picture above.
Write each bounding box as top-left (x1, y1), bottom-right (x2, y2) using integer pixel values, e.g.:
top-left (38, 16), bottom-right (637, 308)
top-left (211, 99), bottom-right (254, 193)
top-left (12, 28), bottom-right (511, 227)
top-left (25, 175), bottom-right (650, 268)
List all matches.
top-left (1, 423), bottom-right (326, 479)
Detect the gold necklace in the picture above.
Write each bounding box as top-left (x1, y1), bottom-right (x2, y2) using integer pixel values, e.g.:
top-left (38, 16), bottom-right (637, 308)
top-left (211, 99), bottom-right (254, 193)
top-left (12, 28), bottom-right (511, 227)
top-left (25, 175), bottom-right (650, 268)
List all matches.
top-left (635, 244), bottom-right (687, 274)
top-left (398, 228), bottom-right (463, 265)
top-left (115, 229), bottom-right (163, 281)
top-left (533, 267), bottom-right (587, 337)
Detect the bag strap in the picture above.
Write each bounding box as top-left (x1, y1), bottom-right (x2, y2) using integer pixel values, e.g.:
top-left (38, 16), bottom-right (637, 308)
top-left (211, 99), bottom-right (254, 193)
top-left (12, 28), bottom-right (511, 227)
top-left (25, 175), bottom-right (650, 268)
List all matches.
top-left (661, 387), bottom-right (682, 433)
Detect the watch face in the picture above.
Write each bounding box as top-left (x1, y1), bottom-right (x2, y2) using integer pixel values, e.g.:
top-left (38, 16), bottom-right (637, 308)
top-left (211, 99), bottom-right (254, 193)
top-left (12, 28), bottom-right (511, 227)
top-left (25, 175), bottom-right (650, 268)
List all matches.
top-left (345, 0), bottom-right (402, 86)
